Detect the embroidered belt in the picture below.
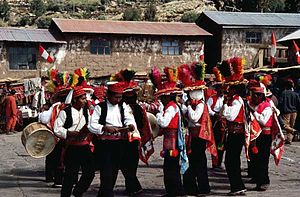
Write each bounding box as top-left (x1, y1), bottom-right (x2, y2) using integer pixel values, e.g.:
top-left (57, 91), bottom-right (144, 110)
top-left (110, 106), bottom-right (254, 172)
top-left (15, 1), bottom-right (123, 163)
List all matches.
top-left (227, 122), bottom-right (244, 134)
top-left (161, 129), bottom-right (177, 151)
top-left (98, 131), bottom-right (128, 140)
top-left (262, 127), bottom-right (271, 135)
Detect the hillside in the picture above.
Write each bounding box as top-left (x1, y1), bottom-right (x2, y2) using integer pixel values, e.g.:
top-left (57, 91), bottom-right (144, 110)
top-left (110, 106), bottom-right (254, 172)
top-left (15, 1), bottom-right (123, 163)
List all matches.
top-left (1, 0), bottom-right (217, 28)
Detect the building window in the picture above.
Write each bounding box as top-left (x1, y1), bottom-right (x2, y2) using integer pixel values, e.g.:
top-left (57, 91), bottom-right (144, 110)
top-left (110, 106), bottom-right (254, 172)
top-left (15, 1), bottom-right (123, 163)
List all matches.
top-left (246, 32), bottom-right (262, 43)
top-left (9, 47), bottom-right (37, 70)
top-left (90, 39), bottom-right (111, 55)
top-left (162, 40), bottom-right (180, 55)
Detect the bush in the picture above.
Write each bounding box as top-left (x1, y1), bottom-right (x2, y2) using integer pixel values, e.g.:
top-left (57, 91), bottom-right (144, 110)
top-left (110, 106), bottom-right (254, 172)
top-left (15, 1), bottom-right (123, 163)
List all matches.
top-left (181, 11), bottom-right (200, 23)
top-left (144, 3), bottom-right (157, 21)
top-left (36, 15), bottom-right (52, 28)
top-left (46, 0), bottom-right (64, 12)
top-left (0, 19), bottom-right (7, 27)
top-left (122, 7), bottom-right (142, 21)
top-left (0, 0), bottom-right (10, 21)
top-left (15, 15), bottom-right (34, 26)
top-left (30, 0), bottom-right (46, 17)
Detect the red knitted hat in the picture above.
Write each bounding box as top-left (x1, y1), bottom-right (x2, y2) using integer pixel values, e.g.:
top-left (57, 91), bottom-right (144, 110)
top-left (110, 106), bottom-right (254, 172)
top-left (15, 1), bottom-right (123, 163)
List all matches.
top-left (107, 82), bottom-right (125, 94)
top-left (73, 86), bottom-right (86, 98)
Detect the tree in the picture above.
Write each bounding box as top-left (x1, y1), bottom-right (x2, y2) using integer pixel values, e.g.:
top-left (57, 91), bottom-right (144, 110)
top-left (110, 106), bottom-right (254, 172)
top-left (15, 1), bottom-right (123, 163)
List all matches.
top-left (122, 7), bottom-right (142, 21)
top-left (285, 0), bottom-right (300, 13)
top-left (144, 3), bottom-right (157, 21)
top-left (268, 0), bottom-right (285, 12)
top-left (0, 0), bottom-right (10, 21)
top-left (30, 0), bottom-right (46, 17)
top-left (181, 11), bottom-right (200, 23)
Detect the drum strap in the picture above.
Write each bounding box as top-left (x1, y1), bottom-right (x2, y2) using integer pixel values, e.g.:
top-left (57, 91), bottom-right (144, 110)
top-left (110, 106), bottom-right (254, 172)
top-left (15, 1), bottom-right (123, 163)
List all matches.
top-left (63, 106), bottom-right (89, 129)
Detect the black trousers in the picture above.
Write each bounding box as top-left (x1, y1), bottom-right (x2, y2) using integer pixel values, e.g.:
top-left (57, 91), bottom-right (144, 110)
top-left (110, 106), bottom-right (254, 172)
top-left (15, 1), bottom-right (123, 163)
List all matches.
top-left (212, 118), bottom-right (225, 167)
top-left (252, 134), bottom-right (272, 186)
top-left (96, 140), bottom-right (126, 197)
top-left (225, 133), bottom-right (246, 193)
top-left (183, 138), bottom-right (210, 195)
top-left (61, 145), bottom-right (95, 197)
top-left (45, 140), bottom-right (64, 184)
top-left (163, 153), bottom-right (184, 196)
top-left (120, 140), bottom-right (142, 194)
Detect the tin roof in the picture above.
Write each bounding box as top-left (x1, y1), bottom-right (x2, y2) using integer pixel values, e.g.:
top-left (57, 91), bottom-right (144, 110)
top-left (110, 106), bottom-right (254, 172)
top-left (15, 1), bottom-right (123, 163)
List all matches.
top-left (0, 27), bottom-right (66, 43)
top-left (52, 18), bottom-right (211, 36)
top-left (278, 29), bottom-right (300, 42)
top-left (200, 11), bottom-right (300, 27)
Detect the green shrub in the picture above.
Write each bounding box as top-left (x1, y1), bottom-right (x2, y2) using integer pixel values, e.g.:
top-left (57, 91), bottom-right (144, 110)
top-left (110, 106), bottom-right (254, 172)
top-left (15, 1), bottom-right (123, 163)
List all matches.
top-left (36, 15), bottom-right (52, 28)
top-left (181, 11), bottom-right (200, 23)
top-left (16, 15), bottom-right (33, 26)
top-left (46, 0), bottom-right (64, 12)
top-left (0, 0), bottom-right (10, 21)
top-left (144, 3), bottom-right (157, 21)
top-left (30, 0), bottom-right (46, 17)
top-left (97, 15), bottom-right (106, 20)
top-left (0, 19), bottom-right (7, 27)
top-left (122, 7), bottom-right (142, 21)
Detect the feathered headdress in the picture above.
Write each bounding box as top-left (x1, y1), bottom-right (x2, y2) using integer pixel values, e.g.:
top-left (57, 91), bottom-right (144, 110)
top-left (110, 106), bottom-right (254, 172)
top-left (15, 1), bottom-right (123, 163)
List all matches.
top-left (177, 64), bottom-right (192, 87)
top-left (212, 66), bottom-right (225, 83)
top-left (257, 74), bottom-right (272, 87)
top-left (46, 68), bottom-right (70, 93)
top-left (149, 66), bottom-right (181, 97)
top-left (111, 68), bottom-right (139, 92)
top-left (70, 67), bottom-right (90, 87)
top-left (182, 61), bottom-right (207, 91)
top-left (218, 57), bottom-right (247, 85)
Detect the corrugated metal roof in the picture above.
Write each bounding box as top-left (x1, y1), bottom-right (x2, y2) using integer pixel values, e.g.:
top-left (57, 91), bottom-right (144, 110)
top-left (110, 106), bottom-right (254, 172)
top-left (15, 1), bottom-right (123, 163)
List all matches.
top-left (0, 28), bottom-right (66, 43)
top-left (278, 29), bottom-right (300, 42)
top-left (52, 18), bottom-right (212, 36)
top-left (202, 11), bottom-right (300, 27)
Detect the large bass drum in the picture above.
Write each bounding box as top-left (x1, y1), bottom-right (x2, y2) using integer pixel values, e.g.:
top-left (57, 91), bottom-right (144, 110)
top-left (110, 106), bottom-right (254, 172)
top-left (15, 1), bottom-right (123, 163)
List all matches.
top-left (21, 122), bottom-right (57, 158)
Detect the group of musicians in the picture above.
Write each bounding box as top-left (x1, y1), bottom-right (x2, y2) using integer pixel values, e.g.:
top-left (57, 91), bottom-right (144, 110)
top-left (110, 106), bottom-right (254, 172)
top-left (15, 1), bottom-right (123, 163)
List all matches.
top-left (37, 61), bottom-right (284, 197)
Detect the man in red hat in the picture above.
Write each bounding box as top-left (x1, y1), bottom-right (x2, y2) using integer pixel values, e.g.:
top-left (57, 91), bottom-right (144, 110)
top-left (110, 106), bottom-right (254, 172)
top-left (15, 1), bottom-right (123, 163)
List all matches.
top-left (221, 84), bottom-right (247, 196)
top-left (248, 84), bottom-right (273, 191)
top-left (54, 86), bottom-right (95, 197)
top-left (207, 84), bottom-right (227, 170)
top-left (88, 81), bottom-right (137, 197)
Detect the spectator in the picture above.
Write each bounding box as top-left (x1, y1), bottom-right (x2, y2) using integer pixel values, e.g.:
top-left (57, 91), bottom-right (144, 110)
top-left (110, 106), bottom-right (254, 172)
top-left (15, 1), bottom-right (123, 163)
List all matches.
top-left (278, 79), bottom-right (300, 144)
top-left (5, 89), bottom-right (18, 135)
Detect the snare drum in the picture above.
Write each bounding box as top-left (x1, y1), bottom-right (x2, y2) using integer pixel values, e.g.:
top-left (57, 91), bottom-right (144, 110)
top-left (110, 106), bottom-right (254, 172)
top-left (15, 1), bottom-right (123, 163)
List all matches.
top-left (21, 122), bottom-right (57, 158)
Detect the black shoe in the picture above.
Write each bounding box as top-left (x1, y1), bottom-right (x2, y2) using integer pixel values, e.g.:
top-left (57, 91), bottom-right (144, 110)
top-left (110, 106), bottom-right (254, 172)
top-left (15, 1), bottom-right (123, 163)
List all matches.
top-left (255, 184), bottom-right (269, 191)
top-left (247, 178), bottom-right (256, 184)
top-left (285, 140), bottom-right (291, 145)
top-left (127, 189), bottom-right (143, 196)
top-left (227, 189), bottom-right (246, 196)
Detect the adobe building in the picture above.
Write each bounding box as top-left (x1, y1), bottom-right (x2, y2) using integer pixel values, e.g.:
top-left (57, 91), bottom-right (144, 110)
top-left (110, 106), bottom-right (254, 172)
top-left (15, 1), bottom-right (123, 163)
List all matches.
top-left (0, 19), bottom-right (211, 79)
top-left (196, 11), bottom-right (300, 70)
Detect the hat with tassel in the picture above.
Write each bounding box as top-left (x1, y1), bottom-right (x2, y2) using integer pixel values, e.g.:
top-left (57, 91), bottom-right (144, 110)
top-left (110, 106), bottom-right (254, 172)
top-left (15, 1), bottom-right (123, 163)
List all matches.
top-left (149, 66), bottom-right (181, 97)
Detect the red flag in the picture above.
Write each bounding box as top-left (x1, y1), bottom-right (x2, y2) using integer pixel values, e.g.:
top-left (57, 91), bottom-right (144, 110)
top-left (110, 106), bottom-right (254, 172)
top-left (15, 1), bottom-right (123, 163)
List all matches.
top-left (39, 44), bottom-right (54, 63)
top-left (199, 44), bottom-right (204, 61)
top-left (293, 40), bottom-right (300, 65)
top-left (270, 32), bottom-right (276, 67)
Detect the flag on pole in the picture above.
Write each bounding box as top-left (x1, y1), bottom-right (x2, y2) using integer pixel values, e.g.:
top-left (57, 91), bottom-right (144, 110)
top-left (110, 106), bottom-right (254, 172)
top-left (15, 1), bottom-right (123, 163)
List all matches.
top-left (293, 40), bottom-right (300, 65)
top-left (270, 32), bottom-right (276, 67)
top-left (39, 44), bottom-right (54, 63)
top-left (199, 44), bottom-right (204, 61)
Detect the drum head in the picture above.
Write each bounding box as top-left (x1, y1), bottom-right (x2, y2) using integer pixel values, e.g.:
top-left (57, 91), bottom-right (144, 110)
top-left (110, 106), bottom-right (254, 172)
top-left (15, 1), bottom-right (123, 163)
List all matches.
top-left (147, 112), bottom-right (159, 138)
top-left (22, 123), bottom-right (56, 158)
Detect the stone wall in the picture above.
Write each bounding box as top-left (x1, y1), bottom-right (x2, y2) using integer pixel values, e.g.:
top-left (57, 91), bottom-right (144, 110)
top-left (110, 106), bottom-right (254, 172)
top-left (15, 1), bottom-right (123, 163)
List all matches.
top-left (51, 35), bottom-right (204, 77)
top-left (0, 36), bottom-right (204, 79)
top-left (221, 28), bottom-right (296, 69)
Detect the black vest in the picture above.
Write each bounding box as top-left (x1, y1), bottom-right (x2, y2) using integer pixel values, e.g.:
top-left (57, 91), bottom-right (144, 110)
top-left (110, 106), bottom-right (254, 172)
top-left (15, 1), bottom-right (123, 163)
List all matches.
top-left (98, 100), bottom-right (125, 127)
top-left (63, 105), bottom-right (89, 129)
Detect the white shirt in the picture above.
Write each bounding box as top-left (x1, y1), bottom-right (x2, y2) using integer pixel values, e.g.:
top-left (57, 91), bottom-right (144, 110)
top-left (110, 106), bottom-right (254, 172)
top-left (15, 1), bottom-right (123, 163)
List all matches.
top-left (187, 102), bottom-right (204, 127)
top-left (207, 95), bottom-right (224, 116)
top-left (38, 102), bottom-right (61, 124)
top-left (253, 106), bottom-right (272, 126)
top-left (222, 96), bottom-right (244, 122)
top-left (53, 107), bottom-right (88, 139)
top-left (156, 103), bottom-right (179, 128)
top-left (88, 101), bottom-right (137, 135)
